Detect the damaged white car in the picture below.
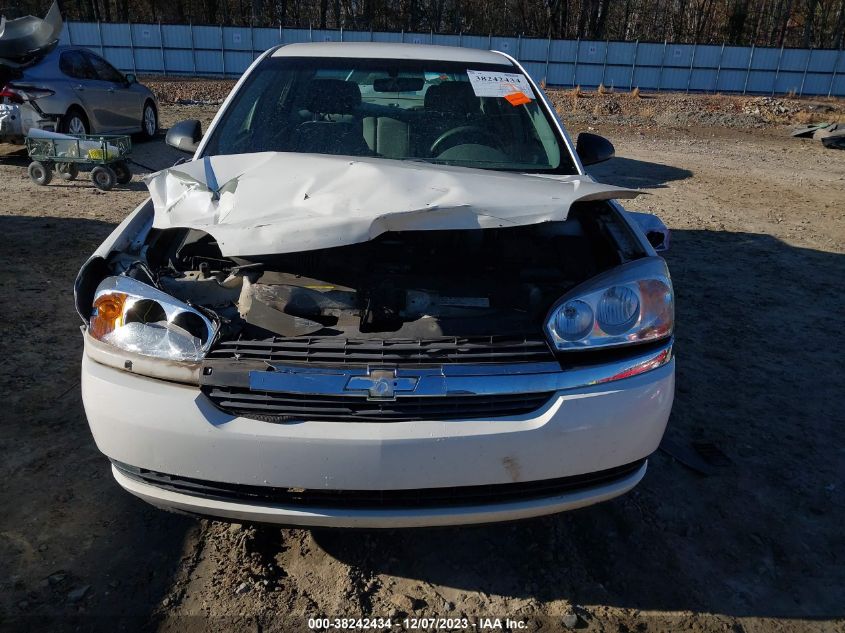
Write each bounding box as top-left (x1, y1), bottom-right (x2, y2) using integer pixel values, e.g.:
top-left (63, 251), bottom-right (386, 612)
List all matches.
top-left (77, 42), bottom-right (675, 528)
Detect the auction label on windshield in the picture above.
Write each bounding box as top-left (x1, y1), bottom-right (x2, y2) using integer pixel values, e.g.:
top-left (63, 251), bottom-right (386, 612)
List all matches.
top-left (466, 70), bottom-right (535, 100)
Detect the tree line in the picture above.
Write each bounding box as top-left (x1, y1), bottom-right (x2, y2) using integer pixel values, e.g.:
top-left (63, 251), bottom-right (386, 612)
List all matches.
top-left (7, 0), bottom-right (845, 48)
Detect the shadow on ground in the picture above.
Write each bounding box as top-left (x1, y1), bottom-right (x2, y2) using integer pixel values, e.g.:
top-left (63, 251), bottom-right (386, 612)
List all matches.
top-left (588, 155), bottom-right (693, 189)
top-left (0, 215), bottom-right (195, 632)
top-left (313, 227), bottom-right (845, 620)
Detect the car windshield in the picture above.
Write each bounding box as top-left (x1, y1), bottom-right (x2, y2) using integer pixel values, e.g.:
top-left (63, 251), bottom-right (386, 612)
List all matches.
top-left (202, 56), bottom-right (576, 174)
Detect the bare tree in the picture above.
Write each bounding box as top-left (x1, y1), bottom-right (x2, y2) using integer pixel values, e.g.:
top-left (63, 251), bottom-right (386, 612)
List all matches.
top-left (19, 0), bottom-right (845, 47)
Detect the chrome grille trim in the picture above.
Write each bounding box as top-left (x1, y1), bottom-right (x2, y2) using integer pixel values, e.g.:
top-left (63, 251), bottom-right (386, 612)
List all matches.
top-left (202, 387), bottom-right (556, 422)
top-left (205, 335), bottom-right (556, 366)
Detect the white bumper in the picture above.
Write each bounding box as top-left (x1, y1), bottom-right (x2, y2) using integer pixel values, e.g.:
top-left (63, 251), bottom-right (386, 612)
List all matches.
top-left (82, 354), bottom-right (674, 527)
top-left (112, 461), bottom-right (647, 528)
top-left (0, 104), bottom-right (24, 138)
top-left (0, 103), bottom-right (59, 141)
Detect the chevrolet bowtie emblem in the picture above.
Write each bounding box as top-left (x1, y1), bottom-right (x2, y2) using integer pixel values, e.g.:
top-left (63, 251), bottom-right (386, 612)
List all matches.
top-left (345, 369), bottom-right (418, 400)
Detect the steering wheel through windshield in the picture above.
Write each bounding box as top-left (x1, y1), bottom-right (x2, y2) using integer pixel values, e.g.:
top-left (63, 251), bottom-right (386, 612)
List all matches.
top-left (430, 125), bottom-right (500, 156)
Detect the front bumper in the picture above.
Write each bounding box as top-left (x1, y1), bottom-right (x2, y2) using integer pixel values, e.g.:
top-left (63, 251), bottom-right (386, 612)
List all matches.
top-left (112, 460), bottom-right (648, 528)
top-left (81, 345), bottom-right (674, 527)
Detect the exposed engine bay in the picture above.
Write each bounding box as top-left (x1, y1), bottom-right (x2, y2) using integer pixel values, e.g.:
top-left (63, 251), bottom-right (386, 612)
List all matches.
top-left (126, 201), bottom-right (644, 343)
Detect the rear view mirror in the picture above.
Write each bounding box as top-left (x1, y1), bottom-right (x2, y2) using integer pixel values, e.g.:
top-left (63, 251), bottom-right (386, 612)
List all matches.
top-left (373, 77), bottom-right (425, 92)
top-left (576, 132), bottom-right (615, 166)
top-left (166, 119), bottom-right (203, 154)
top-left (124, 73), bottom-right (137, 85)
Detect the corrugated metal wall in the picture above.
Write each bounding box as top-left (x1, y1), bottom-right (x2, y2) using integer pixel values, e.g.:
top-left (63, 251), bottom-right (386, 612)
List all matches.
top-left (60, 23), bottom-right (845, 97)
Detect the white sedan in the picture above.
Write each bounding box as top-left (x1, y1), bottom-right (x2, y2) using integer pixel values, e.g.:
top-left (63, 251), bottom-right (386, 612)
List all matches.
top-left (77, 42), bottom-right (674, 528)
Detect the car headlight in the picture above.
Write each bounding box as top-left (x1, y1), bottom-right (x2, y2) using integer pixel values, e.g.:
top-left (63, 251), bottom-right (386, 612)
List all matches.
top-left (545, 256), bottom-right (673, 350)
top-left (89, 276), bottom-right (216, 361)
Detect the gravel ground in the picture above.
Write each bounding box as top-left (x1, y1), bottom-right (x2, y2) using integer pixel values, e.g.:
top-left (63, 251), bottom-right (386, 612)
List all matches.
top-left (0, 93), bottom-right (843, 633)
top-left (548, 90), bottom-right (845, 129)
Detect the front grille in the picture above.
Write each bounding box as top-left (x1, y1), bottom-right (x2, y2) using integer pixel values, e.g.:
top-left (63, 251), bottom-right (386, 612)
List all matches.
top-left (114, 459), bottom-right (646, 509)
top-left (206, 335), bottom-right (555, 367)
top-left (203, 386), bottom-right (555, 422)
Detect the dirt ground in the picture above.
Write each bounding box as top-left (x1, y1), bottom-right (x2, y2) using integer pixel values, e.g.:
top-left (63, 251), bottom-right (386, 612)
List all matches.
top-left (0, 92), bottom-right (843, 633)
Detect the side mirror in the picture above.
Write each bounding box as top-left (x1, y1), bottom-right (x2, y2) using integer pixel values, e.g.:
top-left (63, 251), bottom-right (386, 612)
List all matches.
top-left (166, 119), bottom-right (203, 154)
top-left (124, 73), bottom-right (137, 85)
top-left (576, 132), bottom-right (615, 166)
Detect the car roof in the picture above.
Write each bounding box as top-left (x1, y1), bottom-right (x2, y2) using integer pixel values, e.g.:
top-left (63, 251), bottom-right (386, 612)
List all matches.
top-left (24, 45), bottom-right (87, 64)
top-left (271, 42), bottom-right (511, 65)
top-left (41, 45), bottom-right (84, 55)
top-left (16, 45), bottom-right (70, 72)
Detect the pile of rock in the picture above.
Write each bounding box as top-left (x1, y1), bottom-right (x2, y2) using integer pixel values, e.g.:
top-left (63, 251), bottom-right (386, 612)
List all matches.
top-left (143, 77), bottom-right (237, 105)
top-left (742, 97), bottom-right (798, 120)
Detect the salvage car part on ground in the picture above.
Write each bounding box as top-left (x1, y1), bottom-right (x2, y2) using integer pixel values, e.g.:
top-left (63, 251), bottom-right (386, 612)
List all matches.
top-left (812, 122), bottom-right (840, 140)
top-left (791, 122), bottom-right (833, 138)
top-left (77, 42), bottom-right (675, 528)
top-left (821, 129), bottom-right (845, 149)
top-left (792, 122), bottom-right (845, 150)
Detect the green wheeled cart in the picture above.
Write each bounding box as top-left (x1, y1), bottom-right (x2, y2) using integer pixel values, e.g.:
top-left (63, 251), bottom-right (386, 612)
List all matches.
top-left (25, 133), bottom-right (133, 191)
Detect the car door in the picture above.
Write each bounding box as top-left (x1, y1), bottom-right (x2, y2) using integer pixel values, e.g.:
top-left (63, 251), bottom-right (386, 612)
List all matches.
top-left (58, 49), bottom-right (115, 131)
top-left (82, 51), bottom-right (140, 132)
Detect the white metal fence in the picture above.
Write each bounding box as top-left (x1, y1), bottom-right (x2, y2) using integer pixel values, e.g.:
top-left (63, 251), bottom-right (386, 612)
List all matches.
top-left (60, 22), bottom-right (845, 97)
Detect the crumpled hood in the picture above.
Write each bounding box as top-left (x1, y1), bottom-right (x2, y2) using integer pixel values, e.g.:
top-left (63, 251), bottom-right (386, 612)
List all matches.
top-left (145, 152), bottom-right (640, 256)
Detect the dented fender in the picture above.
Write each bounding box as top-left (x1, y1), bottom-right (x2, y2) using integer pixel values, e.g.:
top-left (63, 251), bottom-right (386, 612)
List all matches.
top-left (74, 199), bottom-right (154, 322)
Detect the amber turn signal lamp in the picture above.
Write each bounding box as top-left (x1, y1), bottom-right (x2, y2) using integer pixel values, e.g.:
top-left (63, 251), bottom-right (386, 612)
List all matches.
top-left (90, 293), bottom-right (127, 340)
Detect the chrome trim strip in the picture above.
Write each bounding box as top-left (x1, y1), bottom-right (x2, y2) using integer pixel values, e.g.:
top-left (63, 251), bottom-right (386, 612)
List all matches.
top-left (248, 339), bottom-right (673, 397)
top-left (84, 330), bottom-right (202, 384)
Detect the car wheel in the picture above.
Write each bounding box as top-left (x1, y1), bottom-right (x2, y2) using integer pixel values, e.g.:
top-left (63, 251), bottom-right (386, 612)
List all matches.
top-left (90, 165), bottom-right (116, 191)
top-left (28, 161), bottom-right (52, 186)
top-left (140, 101), bottom-right (158, 140)
top-left (62, 108), bottom-right (89, 136)
top-left (56, 162), bottom-right (79, 181)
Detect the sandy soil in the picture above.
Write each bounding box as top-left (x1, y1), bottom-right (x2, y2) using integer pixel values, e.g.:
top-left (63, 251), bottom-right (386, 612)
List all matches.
top-left (0, 98), bottom-right (843, 633)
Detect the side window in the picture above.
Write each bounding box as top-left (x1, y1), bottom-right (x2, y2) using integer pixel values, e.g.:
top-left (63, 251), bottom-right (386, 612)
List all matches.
top-left (59, 51), bottom-right (95, 80)
top-left (84, 52), bottom-right (125, 83)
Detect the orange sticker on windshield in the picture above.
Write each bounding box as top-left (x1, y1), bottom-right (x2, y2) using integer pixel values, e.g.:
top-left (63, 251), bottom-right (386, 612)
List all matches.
top-left (505, 91), bottom-right (531, 106)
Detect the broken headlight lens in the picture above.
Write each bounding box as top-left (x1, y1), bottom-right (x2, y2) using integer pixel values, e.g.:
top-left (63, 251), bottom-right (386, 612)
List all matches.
top-left (89, 276), bottom-right (216, 362)
top-left (545, 257), bottom-right (673, 350)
